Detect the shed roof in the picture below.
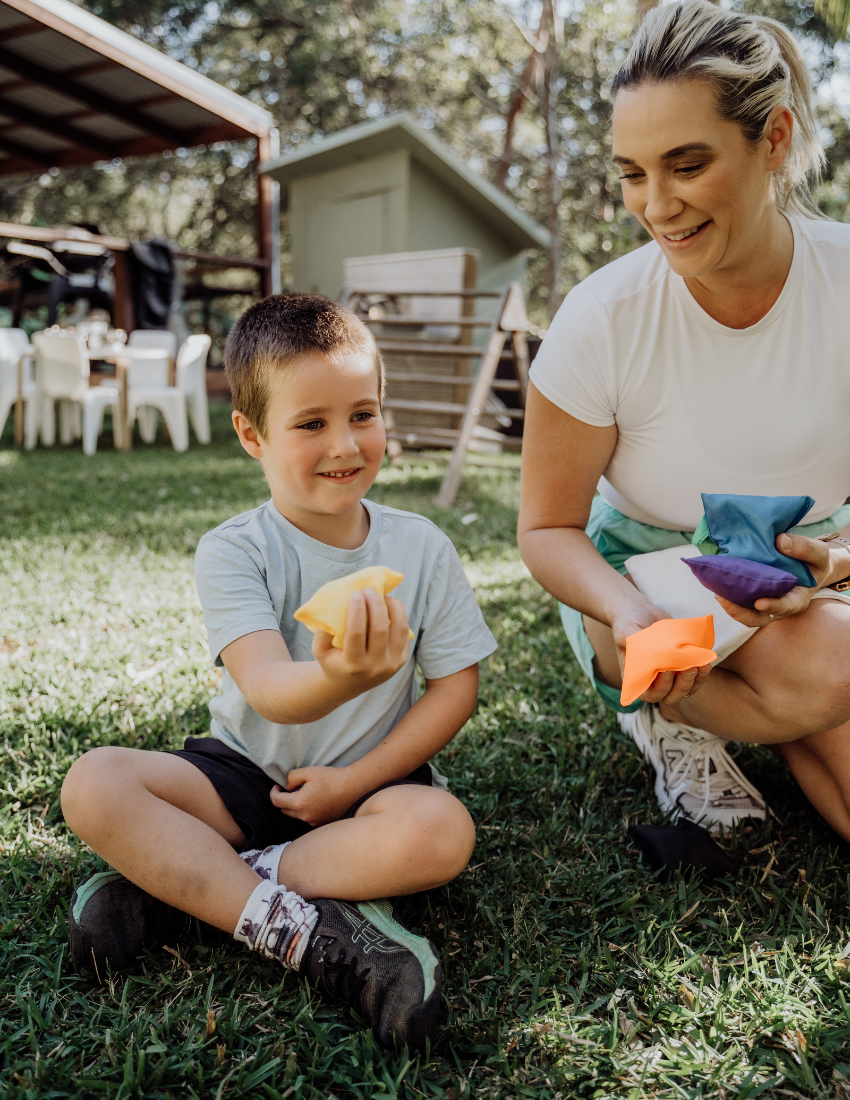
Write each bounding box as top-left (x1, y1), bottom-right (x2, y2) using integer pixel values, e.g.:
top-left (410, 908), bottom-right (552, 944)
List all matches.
top-left (0, 0), bottom-right (274, 178)
top-left (260, 113), bottom-right (549, 252)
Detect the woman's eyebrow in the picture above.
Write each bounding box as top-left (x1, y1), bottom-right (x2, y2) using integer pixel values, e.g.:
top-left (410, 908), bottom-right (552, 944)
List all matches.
top-left (661, 142), bottom-right (713, 159)
top-left (613, 142), bottom-right (714, 166)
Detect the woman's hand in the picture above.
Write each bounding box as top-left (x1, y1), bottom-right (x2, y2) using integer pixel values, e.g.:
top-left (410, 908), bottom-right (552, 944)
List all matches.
top-left (612, 602), bottom-right (713, 707)
top-left (271, 765), bottom-right (358, 828)
top-left (717, 532), bottom-right (842, 628)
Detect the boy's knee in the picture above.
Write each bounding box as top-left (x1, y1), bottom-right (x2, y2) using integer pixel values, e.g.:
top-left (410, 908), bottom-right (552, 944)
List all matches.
top-left (403, 791), bottom-right (475, 882)
top-left (61, 746), bottom-right (130, 834)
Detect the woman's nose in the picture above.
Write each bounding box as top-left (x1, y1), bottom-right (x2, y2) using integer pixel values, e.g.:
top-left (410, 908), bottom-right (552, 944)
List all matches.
top-left (643, 178), bottom-right (685, 227)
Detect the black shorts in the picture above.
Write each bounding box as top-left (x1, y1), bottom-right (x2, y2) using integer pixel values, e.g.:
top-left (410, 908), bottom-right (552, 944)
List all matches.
top-left (171, 737), bottom-right (433, 851)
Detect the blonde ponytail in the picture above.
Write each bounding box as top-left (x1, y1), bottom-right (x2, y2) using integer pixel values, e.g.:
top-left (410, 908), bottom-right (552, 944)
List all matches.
top-left (612, 0), bottom-right (825, 217)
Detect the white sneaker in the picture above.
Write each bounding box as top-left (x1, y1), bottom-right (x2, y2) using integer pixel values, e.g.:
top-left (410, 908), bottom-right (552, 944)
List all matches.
top-left (617, 704), bottom-right (767, 830)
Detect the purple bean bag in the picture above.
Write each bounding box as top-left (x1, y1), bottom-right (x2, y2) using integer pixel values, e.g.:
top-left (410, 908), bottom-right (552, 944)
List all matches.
top-left (685, 554), bottom-right (799, 609)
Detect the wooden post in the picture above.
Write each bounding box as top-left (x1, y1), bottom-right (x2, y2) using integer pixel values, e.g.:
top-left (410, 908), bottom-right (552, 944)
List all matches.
top-left (112, 250), bottom-right (135, 333)
top-left (435, 328), bottom-right (507, 509)
top-left (13, 352), bottom-right (25, 445)
top-left (115, 356), bottom-right (131, 451)
top-left (256, 130), bottom-right (280, 298)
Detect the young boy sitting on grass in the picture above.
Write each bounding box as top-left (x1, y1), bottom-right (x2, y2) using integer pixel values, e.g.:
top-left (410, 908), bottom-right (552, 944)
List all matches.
top-left (61, 293), bottom-right (496, 1050)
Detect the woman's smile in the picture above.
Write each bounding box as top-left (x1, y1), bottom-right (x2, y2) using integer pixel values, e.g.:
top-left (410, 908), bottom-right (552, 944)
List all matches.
top-left (660, 220), bottom-right (710, 246)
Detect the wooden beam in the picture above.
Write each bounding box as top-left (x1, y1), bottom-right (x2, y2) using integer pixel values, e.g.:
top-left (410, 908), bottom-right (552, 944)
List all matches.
top-left (173, 247), bottom-right (269, 270)
top-left (3, 22), bottom-right (42, 40)
top-left (0, 95), bottom-right (119, 157)
top-left (349, 288), bottom-right (502, 299)
top-left (365, 316), bottom-right (493, 328)
top-left (0, 44), bottom-right (189, 145)
top-left (385, 398), bottom-right (524, 418)
top-left (0, 155), bottom-right (44, 176)
top-left (384, 371), bottom-right (521, 390)
top-left (376, 340), bottom-right (513, 358)
top-left (0, 221), bottom-right (129, 249)
top-left (0, 133), bottom-right (49, 165)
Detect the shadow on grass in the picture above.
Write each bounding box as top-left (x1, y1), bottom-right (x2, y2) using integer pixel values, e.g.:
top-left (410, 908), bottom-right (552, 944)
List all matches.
top-left (3, 409), bottom-right (850, 1098)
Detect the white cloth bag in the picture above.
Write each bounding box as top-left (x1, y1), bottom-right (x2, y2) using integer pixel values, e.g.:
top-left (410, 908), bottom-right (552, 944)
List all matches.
top-left (625, 544), bottom-right (850, 665)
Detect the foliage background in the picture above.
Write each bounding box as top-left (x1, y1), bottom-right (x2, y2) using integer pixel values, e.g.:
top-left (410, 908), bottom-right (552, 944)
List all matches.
top-left (1, 0), bottom-right (849, 324)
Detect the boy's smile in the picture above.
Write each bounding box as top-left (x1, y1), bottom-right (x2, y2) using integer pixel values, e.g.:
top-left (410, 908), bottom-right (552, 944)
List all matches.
top-left (233, 351), bottom-right (386, 548)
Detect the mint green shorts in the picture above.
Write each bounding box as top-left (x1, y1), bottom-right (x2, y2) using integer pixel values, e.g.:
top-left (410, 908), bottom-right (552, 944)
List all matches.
top-left (561, 497), bottom-right (850, 714)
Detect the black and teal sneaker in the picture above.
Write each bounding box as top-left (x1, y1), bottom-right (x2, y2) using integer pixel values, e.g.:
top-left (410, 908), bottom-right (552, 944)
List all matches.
top-left (300, 898), bottom-right (441, 1051)
top-left (68, 871), bottom-right (189, 978)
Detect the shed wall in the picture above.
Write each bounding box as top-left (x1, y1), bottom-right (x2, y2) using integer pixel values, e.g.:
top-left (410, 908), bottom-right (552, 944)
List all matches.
top-left (407, 161), bottom-right (526, 289)
top-left (289, 151), bottom-right (408, 296)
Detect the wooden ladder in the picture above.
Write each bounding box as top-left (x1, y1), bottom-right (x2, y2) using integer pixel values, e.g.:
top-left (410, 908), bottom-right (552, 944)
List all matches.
top-left (341, 282), bottom-right (531, 508)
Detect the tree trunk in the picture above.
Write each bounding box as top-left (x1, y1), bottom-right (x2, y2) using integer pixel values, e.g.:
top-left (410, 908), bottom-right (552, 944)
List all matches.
top-left (540, 0), bottom-right (562, 318)
top-left (493, 50), bottom-right (538, 192)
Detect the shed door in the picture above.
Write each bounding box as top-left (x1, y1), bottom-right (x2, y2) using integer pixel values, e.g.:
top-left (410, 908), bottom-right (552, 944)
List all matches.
top-left (305, 192), bottom-right (389, 297)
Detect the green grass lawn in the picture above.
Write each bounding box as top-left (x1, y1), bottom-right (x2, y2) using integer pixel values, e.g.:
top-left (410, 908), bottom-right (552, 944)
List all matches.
top-left (4, 407), bottom-right (850, 1100)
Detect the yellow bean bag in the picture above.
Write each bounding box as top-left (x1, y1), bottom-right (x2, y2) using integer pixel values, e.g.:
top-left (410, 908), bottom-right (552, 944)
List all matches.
top-left (294, 565), bottom-right (414, 649)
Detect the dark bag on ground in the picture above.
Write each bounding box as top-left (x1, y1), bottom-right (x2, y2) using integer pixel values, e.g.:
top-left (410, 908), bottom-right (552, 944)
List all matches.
top-left (628, 819), bottom-right (738, 882)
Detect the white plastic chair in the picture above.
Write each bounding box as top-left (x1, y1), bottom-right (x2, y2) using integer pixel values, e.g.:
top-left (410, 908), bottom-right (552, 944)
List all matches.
top-left (128, 329), bottom-right (178, 360)
top-left (126, 332), bottom-right (174, 442)
top-left (31, 333), bottom-right (119, 455)
top-left (0, 328), bottom-right (37, 447)
top-left (128, 333), bottom-right (211, 451)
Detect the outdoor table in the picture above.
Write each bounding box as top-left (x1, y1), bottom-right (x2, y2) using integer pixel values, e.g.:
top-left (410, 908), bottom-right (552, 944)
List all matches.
top-left (85, 343), bottom-right (170, 452)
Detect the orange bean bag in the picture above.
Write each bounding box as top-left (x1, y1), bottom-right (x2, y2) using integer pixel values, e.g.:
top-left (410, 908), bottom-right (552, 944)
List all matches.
top-left (294, 565), bottom-right (414, 649)
top-left (620, 616), bottom-right (717, 706)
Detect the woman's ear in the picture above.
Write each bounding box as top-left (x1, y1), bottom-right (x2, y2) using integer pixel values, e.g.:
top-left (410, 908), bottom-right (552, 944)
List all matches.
top-left (764, 104), bottom-right (794, 172)
top-left (232, 409), bottom-right (264, 458)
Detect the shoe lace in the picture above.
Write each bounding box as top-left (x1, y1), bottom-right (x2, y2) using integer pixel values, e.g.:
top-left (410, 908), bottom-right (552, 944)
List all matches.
top-left (319, 943), bottom-right (371, 1011)
top-left (662, 736), bottom-right (738, 819)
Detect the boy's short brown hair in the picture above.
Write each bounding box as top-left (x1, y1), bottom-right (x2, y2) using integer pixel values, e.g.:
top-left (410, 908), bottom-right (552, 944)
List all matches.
top-left (224, 293), bottom-right (384, 436)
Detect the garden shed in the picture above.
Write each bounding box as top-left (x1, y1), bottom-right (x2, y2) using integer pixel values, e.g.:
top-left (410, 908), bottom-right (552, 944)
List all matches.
top-left (260, 112), bottom-right (549, 299)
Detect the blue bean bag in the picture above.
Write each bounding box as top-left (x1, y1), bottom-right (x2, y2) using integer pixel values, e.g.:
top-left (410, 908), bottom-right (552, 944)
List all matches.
top-left (685, 493), bottom-right (816, 607)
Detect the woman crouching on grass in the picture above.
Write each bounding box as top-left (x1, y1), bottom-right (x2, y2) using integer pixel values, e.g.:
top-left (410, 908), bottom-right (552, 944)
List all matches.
top-left (519, 0), bottom-right (850, 836)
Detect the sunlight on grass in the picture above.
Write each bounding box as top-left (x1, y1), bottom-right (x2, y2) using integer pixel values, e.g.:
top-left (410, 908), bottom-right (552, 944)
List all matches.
top-left (3, 407), bottom-right (850, 1098)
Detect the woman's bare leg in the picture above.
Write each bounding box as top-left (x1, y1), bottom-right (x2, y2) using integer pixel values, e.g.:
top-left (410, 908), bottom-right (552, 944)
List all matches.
top-left (775, 727), bottom-right (850, 841)
top-left (584, 599), bottom-right (850, 838)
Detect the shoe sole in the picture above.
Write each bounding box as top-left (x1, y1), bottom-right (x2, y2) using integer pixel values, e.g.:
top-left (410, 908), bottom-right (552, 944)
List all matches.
top-left (360, 900), bottom-right (441, 1050)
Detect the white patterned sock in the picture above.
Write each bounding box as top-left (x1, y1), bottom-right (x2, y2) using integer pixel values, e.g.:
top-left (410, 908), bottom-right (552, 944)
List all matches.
top-left (239, 842), bottom-right (291, 884)
top-left (234, 880), bottom-right (318, 971)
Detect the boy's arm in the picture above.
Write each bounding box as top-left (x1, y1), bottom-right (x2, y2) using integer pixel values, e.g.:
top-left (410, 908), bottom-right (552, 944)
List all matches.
top-left (271, 663), bottom-right (480, 826)
top-left (221, 588), bottom-right (410, 725)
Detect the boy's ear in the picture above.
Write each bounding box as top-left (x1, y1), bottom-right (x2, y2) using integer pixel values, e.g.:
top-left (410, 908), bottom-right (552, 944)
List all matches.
top-left (232, 410), bottom-right (264, 458)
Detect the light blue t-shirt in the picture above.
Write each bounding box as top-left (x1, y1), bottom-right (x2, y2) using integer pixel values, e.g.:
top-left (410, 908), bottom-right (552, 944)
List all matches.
top-left (194, 498), bottom-right (497, 788)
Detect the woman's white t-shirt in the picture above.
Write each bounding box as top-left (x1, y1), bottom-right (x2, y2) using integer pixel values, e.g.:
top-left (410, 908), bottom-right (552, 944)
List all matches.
top-left (529, 214), bottom-right (850, 531)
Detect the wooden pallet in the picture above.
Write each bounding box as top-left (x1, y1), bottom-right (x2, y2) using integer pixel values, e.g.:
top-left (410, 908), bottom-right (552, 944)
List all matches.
top-left (341, 282), bottom-right (531, 508)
